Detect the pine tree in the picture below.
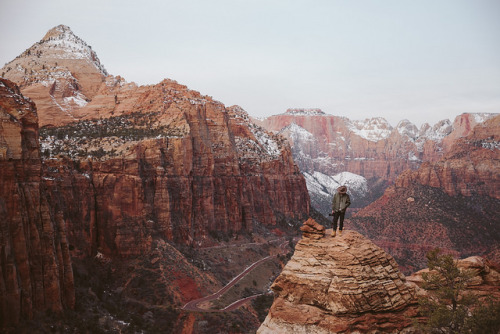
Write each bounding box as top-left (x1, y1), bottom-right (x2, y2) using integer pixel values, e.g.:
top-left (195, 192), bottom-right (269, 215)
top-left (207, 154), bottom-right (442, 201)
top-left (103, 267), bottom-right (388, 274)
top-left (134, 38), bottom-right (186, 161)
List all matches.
top-left (417, 249), bottom-right (476, 333)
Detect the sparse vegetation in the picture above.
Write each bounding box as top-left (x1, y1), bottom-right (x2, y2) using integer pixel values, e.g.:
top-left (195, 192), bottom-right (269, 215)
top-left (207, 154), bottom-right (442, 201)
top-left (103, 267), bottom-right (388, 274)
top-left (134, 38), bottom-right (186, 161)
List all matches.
top-left (39, 111), bottom-right (186, 159)
top-left (416, 249), bottom-right (500, 333)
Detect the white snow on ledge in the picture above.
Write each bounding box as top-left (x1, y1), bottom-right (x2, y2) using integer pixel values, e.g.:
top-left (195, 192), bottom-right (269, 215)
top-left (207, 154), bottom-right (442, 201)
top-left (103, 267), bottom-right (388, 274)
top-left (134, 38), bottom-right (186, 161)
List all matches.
top-left (303, 170), bottom-right (368, 199)
top-left (347, 117), bottom-right (393, 142)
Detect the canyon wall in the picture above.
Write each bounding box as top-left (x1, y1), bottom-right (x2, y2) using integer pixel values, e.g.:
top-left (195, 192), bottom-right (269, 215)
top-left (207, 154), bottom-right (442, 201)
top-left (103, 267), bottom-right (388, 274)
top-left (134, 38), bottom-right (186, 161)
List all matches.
top-left (0, 78), bottom-right (74, 326)
top-left (40, 80), bottom-right (310, 258)
top-left (257, 109), bottom-right (497, 217)
top-left (350, 115), bottom-right (500, 273)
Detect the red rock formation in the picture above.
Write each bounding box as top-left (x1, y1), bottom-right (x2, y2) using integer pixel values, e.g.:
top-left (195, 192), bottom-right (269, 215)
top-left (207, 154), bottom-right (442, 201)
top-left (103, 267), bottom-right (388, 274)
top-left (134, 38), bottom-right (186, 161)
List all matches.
top-left (397, 115), bottom-right (500, 199)
top-left (38, 79), bottom-right (310, 258)
top-left (1, 25), bottom-right (107, 126)
top-left (258, 110), bottom-right (424, 182)
top-left (0, 78), bottom-right (74, 327)
top-left (257, 109), bottom-right (496, 185)
top-left (299, 218), bottom-right (325, 239)
top-left (258, 228), bottom-right (418, 333)
top-left (350, 115), bottom-right (500, 273)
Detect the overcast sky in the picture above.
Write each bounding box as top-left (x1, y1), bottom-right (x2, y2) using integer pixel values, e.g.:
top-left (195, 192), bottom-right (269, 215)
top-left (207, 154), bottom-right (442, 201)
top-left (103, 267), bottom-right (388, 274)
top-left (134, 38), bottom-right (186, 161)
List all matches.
top-left (1, 0), bottom-right (499, 126)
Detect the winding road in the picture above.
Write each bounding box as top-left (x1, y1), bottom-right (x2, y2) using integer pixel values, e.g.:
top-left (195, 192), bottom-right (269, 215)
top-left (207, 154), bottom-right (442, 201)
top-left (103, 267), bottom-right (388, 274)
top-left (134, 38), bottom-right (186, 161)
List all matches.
top-left (182, 255), bottom-right (274, 312)
top-left (182, 237), bottom-right (293, 312)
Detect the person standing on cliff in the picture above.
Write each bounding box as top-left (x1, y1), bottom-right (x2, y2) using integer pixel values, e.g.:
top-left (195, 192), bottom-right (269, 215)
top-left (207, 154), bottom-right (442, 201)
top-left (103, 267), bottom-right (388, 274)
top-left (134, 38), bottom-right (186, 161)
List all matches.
top-left (331, 185), bottom-right (351, 237)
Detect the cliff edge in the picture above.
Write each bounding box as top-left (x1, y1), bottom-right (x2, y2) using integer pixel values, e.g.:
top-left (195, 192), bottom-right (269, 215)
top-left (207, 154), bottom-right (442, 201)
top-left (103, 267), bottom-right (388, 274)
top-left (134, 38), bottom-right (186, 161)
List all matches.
top-left (258, 227), bottom-right (418, 333)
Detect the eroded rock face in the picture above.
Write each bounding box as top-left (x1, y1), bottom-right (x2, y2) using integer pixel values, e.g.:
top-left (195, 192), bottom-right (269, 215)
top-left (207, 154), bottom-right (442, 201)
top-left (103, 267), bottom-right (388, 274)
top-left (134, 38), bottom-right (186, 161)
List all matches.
top-left (0, 79), bottom-right (74, 327)
top-left (350, 115), bottom-right (500, 273)
top-left (257, 110), bottom-right (497, 217)
top-left (299, 217), bottom-right (325, 239)
top-left (258, 228), bottom-right (418, 333)
top-left (38, 79), bottom-right (310, 257)
top-left (396, 115), bottom-right (500, 199)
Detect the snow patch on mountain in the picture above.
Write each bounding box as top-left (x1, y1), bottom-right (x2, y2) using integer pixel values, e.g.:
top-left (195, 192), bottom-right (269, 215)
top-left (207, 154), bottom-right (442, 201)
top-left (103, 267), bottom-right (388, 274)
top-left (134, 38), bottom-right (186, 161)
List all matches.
top-left (303, 171), bottom-right (368, 200)
top-left (283, 108), bottom-right (325, 116)
top-left (347, 117), bottom-right (393, 142)
top-left (281, 122), bottom-right (314, 142)
top-left (229, 105), bottom-right (283, 160)
top-left (396, 119), bottom-right (418, 139)
top-left (472, 113), bottom-right (497, 124)
top-left (40, 25), bottom-right (108, 75)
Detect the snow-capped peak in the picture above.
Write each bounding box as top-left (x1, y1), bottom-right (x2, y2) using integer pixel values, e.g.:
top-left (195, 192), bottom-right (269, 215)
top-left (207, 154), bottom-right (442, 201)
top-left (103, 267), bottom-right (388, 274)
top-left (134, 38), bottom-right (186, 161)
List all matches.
top-left (470, 112), bottom-right (498, 124)
top-left (38, 25), bottom-right (108, 75)
top-left (279, 122), bottom-right (314, 142)
top-left (284, 108), bottom-right (325, 116)
top-left (420, 119), bottom-right (452, 141)
top-left (303, 171), bottom-right (368, 199)
top-left (347, 117), bottom-right (392, 142)
top-left (396, 119), bottom-right (418, 139)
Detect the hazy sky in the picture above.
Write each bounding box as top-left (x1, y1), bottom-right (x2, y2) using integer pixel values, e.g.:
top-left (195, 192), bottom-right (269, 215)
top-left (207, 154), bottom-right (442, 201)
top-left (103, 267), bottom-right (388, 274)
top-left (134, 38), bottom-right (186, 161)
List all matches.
top-left (1, 0), bottom-right (499, 126)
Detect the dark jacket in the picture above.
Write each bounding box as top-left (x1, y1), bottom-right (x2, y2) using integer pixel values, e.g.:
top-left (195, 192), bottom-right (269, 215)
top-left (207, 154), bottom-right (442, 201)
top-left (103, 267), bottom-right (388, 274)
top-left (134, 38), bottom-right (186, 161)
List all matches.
top-left (332, 192), bottom-right (351, 212)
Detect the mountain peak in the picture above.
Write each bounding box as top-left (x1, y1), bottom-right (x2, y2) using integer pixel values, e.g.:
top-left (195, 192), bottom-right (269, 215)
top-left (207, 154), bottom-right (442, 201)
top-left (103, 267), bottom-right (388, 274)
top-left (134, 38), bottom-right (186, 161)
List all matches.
top-left (41, 24), bottom-right (73, 41)
top-left (284, 108), bottom-right (325, 116)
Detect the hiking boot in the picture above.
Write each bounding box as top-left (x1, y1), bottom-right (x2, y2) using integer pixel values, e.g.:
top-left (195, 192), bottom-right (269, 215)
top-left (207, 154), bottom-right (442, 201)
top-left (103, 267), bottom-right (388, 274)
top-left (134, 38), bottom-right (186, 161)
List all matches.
top-left (332, 230), bottom-right (336, 237)
top-left (339, 230), bottom-right (343, 236)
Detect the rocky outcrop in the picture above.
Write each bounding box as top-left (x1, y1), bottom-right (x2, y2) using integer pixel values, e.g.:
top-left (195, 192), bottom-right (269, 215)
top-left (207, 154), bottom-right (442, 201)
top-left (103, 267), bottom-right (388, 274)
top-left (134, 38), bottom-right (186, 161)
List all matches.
top-left (350, 115), bottom-right (500, 273)
top-left (299, 218), bottom-right (325, 239)
top-left (0, 78), bottom-right (74, 327)
top-left (258, 228), bottom-right (418, 333)
top-left (407, 256), bottom-right (500, 291)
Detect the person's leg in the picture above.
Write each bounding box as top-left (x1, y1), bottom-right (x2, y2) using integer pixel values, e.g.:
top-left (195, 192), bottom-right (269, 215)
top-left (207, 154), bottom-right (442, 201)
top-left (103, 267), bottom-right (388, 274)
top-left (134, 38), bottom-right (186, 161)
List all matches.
top-left (332, 211), bottom-right (340, 236)
top-left (339, 211), bottom-right (345, 233)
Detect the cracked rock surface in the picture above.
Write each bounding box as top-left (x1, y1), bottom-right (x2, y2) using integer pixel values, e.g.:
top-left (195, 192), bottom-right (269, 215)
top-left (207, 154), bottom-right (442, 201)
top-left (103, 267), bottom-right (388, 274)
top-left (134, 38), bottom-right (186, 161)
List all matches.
top-left (258, 228), bottom-right (418, 333)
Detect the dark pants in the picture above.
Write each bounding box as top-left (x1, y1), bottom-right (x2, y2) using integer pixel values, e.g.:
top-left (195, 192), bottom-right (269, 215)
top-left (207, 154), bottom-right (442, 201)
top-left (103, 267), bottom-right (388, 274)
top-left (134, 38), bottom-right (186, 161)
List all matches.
top-left (332, 211), bottom-right (345, 231)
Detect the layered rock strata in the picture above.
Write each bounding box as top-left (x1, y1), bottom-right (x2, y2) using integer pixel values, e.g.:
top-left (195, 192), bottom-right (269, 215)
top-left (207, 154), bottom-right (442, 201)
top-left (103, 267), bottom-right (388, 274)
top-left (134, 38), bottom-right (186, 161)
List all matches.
top-left (258, 229), bottom-right (418, 333)
top-left (257, 109), bottom-right (497, 216)
top-left (39, 79), bottom-right (310, 257)
top-left (258, 109), bottom-right (496, 183)
top-left (396, 115), bottom-right (500, 199)
top-left (1, 25), bottom-right (107, 126)
top-left (0, 78), bottom-right (74, 327)
top-left (299, 217), bottom-right (325, 239)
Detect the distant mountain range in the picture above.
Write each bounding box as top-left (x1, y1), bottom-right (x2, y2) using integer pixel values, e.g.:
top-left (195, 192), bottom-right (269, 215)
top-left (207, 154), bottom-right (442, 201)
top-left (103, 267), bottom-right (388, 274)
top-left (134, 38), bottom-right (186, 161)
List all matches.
top-left (256, 108), bottom-right (497, 216)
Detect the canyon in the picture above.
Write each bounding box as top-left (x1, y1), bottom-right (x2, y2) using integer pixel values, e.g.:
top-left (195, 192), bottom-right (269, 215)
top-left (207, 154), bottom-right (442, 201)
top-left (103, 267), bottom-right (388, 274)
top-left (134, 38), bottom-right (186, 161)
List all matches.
top-left (349, 115), bottom-right (500, 274)
top-left (257, 108), bottom-right (496, 216)
top-left (1, 24), bottom-right (499, 333)
top-left (1, 25), bottom-right (309, 332)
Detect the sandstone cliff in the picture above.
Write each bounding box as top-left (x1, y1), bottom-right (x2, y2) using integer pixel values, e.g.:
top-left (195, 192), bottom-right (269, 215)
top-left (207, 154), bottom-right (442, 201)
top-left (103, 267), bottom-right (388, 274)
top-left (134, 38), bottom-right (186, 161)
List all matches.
top-left (39, 79), bottom-right (309, 257)
top-left (257, 109), bottom-right (497, 216)
top-left (396, 115), bottom-right (500, 199)
top-left (350, 115), bottom-right (500, 273)
top-left (0, 78), bottom-right (74, 327)
top-left (258, 226), bottom-right (418, 333)
top-left (1, 26), bottom-right (311, 332)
